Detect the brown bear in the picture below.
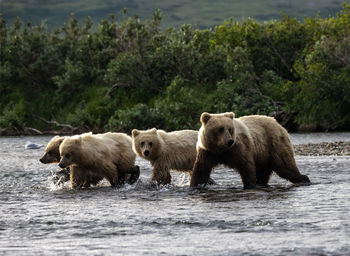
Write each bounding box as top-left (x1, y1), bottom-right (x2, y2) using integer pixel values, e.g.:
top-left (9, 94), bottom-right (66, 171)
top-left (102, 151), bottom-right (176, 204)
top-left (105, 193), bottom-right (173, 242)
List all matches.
top-left (132, 128), bottom-right (215, 185)
top-left (41, 134), bottom-right (139, 188)
top-left (190, 112), bottom-right (311, 189)
top-left (40, 135), bottom-right (66, 164)
top-left (40, 134), bottom-right (103, 187)
top-left (58, 132), bottom-right (137, 187)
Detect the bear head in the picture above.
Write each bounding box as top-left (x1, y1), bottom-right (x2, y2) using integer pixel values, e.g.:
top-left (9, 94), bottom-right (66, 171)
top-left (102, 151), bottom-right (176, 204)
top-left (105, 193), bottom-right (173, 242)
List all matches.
top-left (58, 135), bottom-right (82, 168)
top-left (40, 136), bottom-right (66, 164)
top-left (132, 128), bottom-right (161, 161)
top-left (197, 112), bottom-right (236, 153)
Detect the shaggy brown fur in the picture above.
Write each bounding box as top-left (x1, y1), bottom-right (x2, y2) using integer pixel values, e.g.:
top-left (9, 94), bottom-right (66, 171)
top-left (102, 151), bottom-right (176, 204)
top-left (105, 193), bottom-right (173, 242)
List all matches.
top-left (190, 112), bottom-right (311, 189)
top-left (40, 136), bottom-right (66, 164)
top-left (59, 132), bottom-right (136, 187)
top-left (40, 135), bottom-right (103, 187)
top-left (132, 128), bottom-right (201, 185)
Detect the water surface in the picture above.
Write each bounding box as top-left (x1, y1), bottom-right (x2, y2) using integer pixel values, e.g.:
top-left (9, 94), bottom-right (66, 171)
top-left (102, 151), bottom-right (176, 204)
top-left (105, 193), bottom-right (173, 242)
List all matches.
top-left (0, 135), bottom-right (349, 255)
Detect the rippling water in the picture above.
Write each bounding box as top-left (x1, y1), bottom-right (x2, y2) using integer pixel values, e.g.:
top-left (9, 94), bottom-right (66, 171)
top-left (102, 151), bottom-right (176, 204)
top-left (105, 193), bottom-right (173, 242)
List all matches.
top-left (0, 135), bottom-right (349, 255)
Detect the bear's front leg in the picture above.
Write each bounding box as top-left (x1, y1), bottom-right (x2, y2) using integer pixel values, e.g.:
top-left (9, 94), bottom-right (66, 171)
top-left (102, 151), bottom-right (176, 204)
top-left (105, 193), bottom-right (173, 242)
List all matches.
top-left (236, 159), bottom-right (257, 189)
top-left (70, 166), bottom-right (87, 188)
top-left (151, 165), bottom-right (171, 185)
top-left (190, 149), bottom-right (218, 187)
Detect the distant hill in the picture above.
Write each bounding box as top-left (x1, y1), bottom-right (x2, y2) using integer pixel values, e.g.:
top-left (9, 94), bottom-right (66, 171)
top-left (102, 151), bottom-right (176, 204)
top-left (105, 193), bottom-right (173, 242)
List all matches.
top-left (1, 0), bottom-right (350, 28)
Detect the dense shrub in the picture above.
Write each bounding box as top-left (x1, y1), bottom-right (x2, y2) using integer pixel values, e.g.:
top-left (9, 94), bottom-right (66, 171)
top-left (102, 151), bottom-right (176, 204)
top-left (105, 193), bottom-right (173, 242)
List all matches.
top-left (1, 6), bottom-right (350, 134)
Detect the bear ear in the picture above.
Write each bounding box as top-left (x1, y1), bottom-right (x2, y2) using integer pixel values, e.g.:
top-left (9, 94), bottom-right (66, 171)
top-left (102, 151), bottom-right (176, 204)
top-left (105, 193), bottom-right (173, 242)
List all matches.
top-left (150, 128), bottom-right (157, 134)
top-left (224, 112), bottom-right (235, 119)
top-left (200, 112), bottom-right (211, 125)
top-left (74, 136), bottom-right (82, 145)
top-left (132, 129), bottom-right (140, 138)
top-left (57, 136), bottom-right (65, 144)
top-left (51, 135), bottom-right (60, 141)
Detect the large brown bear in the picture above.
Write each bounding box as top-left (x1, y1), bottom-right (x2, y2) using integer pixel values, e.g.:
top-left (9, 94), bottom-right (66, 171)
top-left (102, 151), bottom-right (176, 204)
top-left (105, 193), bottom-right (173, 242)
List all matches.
top-left (190, 112), bottom-right (311, 189)
top-left (132, 128), bottom-right (200, 185)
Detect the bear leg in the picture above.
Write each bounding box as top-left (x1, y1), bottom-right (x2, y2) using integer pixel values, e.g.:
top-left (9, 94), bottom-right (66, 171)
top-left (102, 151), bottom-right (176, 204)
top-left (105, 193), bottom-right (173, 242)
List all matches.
top-left (52, 167), bottom-right (70, 185)
top-left (84, 174), bottom-right (103, 187)
top-left (91, 175), bottom-right (104, 186)
top-left (275, 167), bottom-right (311, 184)
top-left (256, 169), bottom-right (273, 186)
top-left (190, 149), bottom-right (218, 187)
top-left (105, 173), bottom-right (118, 187)
top-left (237, 167), bottom-right (257, 189)
top-left (151, 167), bottom-right (171, 185)
top-left (70, 166), bottom-right (87, 188)
top-left (125, 166), bottom-right (140, 185)
top-left (188, 170), bottom-right (216, 185)
top-left (273, 156), bottom-right (311, 185)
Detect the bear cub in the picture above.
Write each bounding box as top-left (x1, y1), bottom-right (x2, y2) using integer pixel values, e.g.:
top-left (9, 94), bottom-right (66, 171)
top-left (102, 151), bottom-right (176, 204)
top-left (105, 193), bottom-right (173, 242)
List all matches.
top-left (41, 134), bottom-right (139, 188)
top-left (132, 128), bottom-right (214, 185)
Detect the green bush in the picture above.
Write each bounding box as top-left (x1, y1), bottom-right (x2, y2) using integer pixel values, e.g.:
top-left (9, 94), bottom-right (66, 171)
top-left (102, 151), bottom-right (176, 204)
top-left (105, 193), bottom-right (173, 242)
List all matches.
top-left (108, 103), bottom-right (163, 132)
top-left (0, 101), bottom-right (25, 129)
top-left (1, 7), bottom-right (350, 133)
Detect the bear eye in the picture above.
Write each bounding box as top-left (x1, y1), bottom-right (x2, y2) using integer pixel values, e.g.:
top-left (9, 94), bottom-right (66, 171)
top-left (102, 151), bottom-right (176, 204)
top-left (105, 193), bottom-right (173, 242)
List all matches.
top-left (141, 141), bottom-right (145, 146)
top-left (149, 142), bottom-right (152, 147)
top-left (66, 153), bottom-right (71, 159)
top-left (47, 151), bottom-right (52, 155)
top-left (228, 128), bottom-right (233, 133)
top-left (219, 127), bottom-right (225, 133)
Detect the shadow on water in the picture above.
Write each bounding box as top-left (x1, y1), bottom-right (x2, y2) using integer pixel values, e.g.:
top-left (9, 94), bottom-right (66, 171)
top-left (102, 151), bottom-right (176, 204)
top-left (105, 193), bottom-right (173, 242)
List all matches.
top-left (187, 183), bottom-right (313, 203)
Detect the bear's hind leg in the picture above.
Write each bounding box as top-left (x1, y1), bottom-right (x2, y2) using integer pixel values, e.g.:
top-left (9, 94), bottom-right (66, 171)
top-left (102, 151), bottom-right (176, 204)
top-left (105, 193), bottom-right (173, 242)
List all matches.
top-left (273, 156), bottom-right (310, 185)
top-left (125, 166), bottom-right (140, 185)
top-left (85, 174), bottom-right (103, 187)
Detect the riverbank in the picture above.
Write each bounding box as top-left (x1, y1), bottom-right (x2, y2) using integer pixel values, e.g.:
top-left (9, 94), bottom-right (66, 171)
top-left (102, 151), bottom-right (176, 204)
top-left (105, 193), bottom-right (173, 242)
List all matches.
top-left (1, 130), bottom-right (349, 156)
top-left (294, 141), bottom-right (350, 156)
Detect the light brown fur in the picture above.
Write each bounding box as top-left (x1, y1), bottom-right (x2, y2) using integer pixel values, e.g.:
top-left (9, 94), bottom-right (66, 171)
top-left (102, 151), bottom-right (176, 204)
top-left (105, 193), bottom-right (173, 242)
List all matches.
top-left (40, 134), bottom-right (103, 187)
top-left (59, 132), bottom-right (136, 187)
top-left (40, 136), bottom-right (66, 164)
top-left (132, 128), bottom-right (198, 185)
top-left (191, 112), bottom-right (311, 189)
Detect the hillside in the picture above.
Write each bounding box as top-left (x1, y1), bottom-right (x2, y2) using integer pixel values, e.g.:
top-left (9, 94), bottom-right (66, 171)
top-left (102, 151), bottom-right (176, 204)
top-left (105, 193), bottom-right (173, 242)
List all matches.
top-left (1, 0), bottom-right (349, 28)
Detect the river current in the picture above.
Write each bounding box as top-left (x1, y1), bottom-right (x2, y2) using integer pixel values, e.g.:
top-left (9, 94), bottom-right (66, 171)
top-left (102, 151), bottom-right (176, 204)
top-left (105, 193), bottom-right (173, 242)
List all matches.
top-left (0, 134), bottom-right (349, 255)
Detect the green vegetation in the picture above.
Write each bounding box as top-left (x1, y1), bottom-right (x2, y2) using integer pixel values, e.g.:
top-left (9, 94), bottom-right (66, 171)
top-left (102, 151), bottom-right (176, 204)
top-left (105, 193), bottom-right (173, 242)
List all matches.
top-left (1, 0), bottom-right (349, 29)
top-left (1, 6), bottom-right (350, 135)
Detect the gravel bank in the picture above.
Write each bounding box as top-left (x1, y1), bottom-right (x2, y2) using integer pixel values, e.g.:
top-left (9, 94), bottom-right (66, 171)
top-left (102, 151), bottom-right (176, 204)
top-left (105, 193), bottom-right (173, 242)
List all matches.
top-left (294, 141), bottom-right (350, 156)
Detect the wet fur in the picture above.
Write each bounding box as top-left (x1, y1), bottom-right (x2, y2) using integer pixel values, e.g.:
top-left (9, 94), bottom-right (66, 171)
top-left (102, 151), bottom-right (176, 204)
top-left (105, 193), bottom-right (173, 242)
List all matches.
top-left (191, 112), bottom-right (311, 189)
top-left (40, 134), bottom-right (104, 187)
top-left (132, 128), bottom-right (200, 185)
top-left (59, 132), bottom-right (136, 187)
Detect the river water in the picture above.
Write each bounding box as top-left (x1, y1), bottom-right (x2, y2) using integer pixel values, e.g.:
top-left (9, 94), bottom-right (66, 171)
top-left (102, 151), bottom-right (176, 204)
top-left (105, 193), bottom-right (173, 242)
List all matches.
top-left (0, 134), bottom-right (349, 255)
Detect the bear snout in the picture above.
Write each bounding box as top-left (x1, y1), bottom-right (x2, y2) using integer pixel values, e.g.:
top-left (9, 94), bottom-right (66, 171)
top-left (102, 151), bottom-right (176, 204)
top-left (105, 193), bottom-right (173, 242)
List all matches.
top-left (58, 162), bottom-right (66, 168)
top-left (40, 156), bottom-right (49, 163)
top-left (143, 150), bottom-right (150, 156)
top-left (227, 139), bottom-right (234, 147)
